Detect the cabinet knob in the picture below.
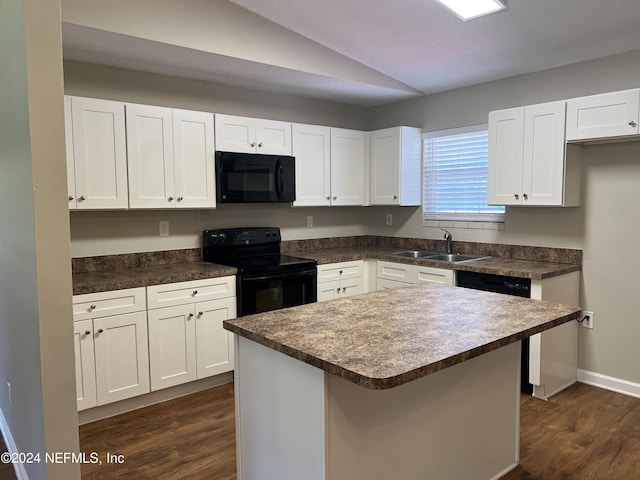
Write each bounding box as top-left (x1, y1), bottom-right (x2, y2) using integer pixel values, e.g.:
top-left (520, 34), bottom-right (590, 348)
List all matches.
top-left (250, 142), bottom-right (256, 147)
top-left (333, 196), bottom-right (337, 200)
top-left (198, 311), bottom-right (203, 317)
top-left (523, 193), bottom-right (529, 200)
top-left (326, 196), bottom-right (331, 200)
top-left (90, 304), bottom-right (96, 310)
top-left (336, 288), bottom-right (341, 294)
top-left (629, 121), bottom-right (637, 127)
top-left (393, 195), bottom-right (398, 200)
top-left (192, 290), bottom-right (198, 295)
top-left (342, 287), bottom-right (347, 293)
top-left (68, 195), bottom-right (74, 201)
top-left (514, 194), bottom-right (519, 200)
top-left (339, 270), bottom-right (343, 275)
top-left (84, 330), bottom-right (91, 336)
top-left (78, 195), bottom-right (85, 202)
top-left (188, 313), bottom-right (194, 319)
top-left (168, 196), bottom-right (174, 202)
top-left (177, 196), bottom-right (183, 202)
top-left (97, 329), bottom-right (104, 334)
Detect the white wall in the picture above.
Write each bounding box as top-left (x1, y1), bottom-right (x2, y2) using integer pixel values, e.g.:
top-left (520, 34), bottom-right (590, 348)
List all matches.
top-left (0, 0), bottom-right (79, 478)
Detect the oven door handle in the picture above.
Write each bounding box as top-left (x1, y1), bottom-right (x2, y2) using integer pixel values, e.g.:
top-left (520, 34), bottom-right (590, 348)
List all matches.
top-left (242, 268), bottom-right (317, 282)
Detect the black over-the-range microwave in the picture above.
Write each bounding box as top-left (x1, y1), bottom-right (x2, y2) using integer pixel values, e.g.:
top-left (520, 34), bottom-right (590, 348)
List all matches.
top-left (215, 151), bottom-right (296, 203)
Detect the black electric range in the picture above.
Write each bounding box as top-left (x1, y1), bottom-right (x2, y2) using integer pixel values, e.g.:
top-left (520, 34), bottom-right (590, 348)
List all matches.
top-left (202, 227), bottom-right (317, 317)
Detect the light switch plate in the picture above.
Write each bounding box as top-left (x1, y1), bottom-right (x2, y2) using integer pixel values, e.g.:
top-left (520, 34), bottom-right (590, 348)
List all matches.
top-left (159, 221), bottom-right (170, 237)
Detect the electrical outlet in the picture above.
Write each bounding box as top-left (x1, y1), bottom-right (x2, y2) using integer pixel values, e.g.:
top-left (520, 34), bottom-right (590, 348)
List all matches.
top-left (307, 216), bottom-right (313, 228)
top-left (386, 213), bottom-right (393, 226)
top-left (581, 310), bottom-right (594, 329)
top-left (159, 221), bottom-right (170, 237)
top-left (7, 382), bottom-right (11, 406)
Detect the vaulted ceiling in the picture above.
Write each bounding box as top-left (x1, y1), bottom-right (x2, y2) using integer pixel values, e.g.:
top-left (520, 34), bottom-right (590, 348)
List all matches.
top-left (61, 0), bottom-right (640, 107)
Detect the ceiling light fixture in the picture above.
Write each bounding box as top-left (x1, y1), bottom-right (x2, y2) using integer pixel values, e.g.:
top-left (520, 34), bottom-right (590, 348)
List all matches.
top-left (435, 0), bottom-right (507, 21)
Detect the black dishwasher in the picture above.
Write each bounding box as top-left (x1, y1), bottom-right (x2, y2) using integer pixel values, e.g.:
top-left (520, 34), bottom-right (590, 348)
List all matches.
top-left (456, 270), bottom-right (533, 394)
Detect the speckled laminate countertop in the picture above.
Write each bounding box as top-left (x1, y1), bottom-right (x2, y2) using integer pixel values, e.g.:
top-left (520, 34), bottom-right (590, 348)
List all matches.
top-left (291, 246), bottom-right (581, 279)
top-left (72, 262), bottom-right (236, 295)
top-left (224, 282), bottom-right (582, 389)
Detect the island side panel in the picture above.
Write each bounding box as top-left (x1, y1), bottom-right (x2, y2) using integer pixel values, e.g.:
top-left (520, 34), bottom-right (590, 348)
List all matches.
top-left (234, 335), bottom-right (327, 480)
top-left (326, 342), bottom-right (521, 480)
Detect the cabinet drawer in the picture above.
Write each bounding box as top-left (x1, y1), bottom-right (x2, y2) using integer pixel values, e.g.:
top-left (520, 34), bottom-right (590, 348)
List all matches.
top-left (415, 267), bottom-right (454, 286)
top-left (317, 261), bottom-right (363, 282)
top-left (377, 261), bottom-right (414, 283)
top-left (73, 287), bottom-right (146, 321)
top-left (147, 276), bottom-right (235, 309)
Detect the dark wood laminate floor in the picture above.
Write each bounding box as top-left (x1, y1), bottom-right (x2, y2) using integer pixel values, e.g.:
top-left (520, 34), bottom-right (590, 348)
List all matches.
top-left (74, 381), bottom-right (640, 480)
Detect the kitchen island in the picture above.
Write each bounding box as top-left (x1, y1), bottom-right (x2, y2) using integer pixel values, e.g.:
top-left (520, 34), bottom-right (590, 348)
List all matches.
top-left (225, 282), bottom-right (581, 480)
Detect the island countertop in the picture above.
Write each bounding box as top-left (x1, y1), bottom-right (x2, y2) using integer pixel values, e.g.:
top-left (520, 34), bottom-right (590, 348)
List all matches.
top-left (224, 283), bottom-right (581, 389)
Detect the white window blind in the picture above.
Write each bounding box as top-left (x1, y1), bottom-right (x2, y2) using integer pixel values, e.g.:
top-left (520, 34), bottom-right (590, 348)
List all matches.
top-left (423, 125), bottom-right (504, 222)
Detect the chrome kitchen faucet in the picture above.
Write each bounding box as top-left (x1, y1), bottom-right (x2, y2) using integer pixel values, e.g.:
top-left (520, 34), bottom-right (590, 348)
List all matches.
top-left (441, 229), bottom-right (453, 254)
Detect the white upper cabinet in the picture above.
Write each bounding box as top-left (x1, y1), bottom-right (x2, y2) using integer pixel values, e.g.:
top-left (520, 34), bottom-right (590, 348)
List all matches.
top-left (330, 128), bottom-right (368, 206)
top-left (127, 104), bottom-right (215, 209)
top-left (215, 114), bottom-right (292, 155)
top-left (292, 123), bottom-right (331, 207)
top-left (566, 89), bottom-right (640, 141)
top-left (488, 101), bottom-right (581, 207)
top-left (369, 126), bottom-right (421, 206)
top-left (66, 96), bottom-right (128, 209)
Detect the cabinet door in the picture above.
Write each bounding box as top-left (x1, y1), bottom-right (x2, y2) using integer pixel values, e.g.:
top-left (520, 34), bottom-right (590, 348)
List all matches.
top-left (255, 119), bottom-right (292, 155)
top-left (70, 97), bottom-right (128, 209)
top-left (195, 297), bottom-right (236, 378)
top-left (214, 114), bottom-right (256, 153)
top-left (173, 109), bottom-right (216, 208)
top-left (566, 89), bottom-right (639, 141)
top-left (339, 277), bottom-right (364, 298)
top-left (148, 305), bottom-right (197, 391)
top-left (74, 319), bottom-right (97, 411)
top-left (126, 104), bottom-right (175, 208)
top-left (330, 128), bottom-right (366, 206)
top-left (292, 123), bottom-right (331, 206)
top-left (377, 278), bottom-right (412, 291)
top-left (376, 261), bottom-right (414, 284)
top-left (523, 101), bottom-right (566, 206)
top-left (317, 279), bottom-right (341, 302)
top-left (487, 107), bottom-right (525, 206)
top-left (93, 311), bottom-right (150, 405)
top-left (370, 127), bottom-right (400, 205)
top-left (64, 96), bottom-right (77, 209)
top-left (414, 266), bottom-right (454, 286)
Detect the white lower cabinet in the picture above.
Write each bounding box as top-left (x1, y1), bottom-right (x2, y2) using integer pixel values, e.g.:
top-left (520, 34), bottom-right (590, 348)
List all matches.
top-left (147, 277), bottom-right (236, 391)
top-left (317, 261), bottom-right (366, 302)
top-left (72, 287), bottom-right (150, 411)
top-left (376, 261), bottom-right (454, 290)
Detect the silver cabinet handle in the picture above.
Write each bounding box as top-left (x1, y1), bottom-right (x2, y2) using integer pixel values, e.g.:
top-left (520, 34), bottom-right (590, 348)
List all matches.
top-left (188, 313), bottom-right (194, 319)
top-left (523, 193), bottom-right (528, 200)
top-left (336, 288), bottom-right (341, 294)
top-left (258, 142), bottom-right (263, 148)
top-left (326, 196), bottom-right (331, 200)
top-left (393, 195), bottom-right (398, 199)
top-left (90, 304), bottom-right (96, 310)
top-left (84, 330), bottom-right (91, 336)
top-left (177, 196), bottom-right (183, 201)
top-left (78, 196), bottom-right (85, 202)
top-left (339, 270), bottom-right (343, 275)
top-left (250, 142), bottom-right (256, 147)
top-left (342, 287), bottom-right (346, 293)
top-left (168, 196), bottom-right (174, 202)
top-left (198, 311), bottom-right (203, 318)
top-left (514, 194), bottom-right (519, 200)
top-left (97, 329), bottom-right (104, 334)
top-left (333, 196), bottom-right (337, 200)
top-left (192, 290), bottom-right (198, 295)
top-left (68, 195), bottom-right (74, 201)
top-left (629, 121), bottom-right (637, 127)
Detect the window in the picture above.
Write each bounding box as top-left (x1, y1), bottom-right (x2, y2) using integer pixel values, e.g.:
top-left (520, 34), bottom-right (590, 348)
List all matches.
top-left (423, 125), bottom-right (504, 223)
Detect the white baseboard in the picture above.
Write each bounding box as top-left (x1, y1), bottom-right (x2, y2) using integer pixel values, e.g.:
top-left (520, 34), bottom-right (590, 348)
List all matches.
top-left (0, 408), bottom-right (28, 480)
top-left (577, 369), bottom-right (640, 399)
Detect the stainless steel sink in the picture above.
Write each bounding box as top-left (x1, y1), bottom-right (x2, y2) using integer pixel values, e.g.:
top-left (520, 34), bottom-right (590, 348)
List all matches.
top-left (389, 250), bottom-right (441, 259)
top-left (425, 253), bottom-right (490, 263)
top-left (387, 250), bottom-right (490, 263)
